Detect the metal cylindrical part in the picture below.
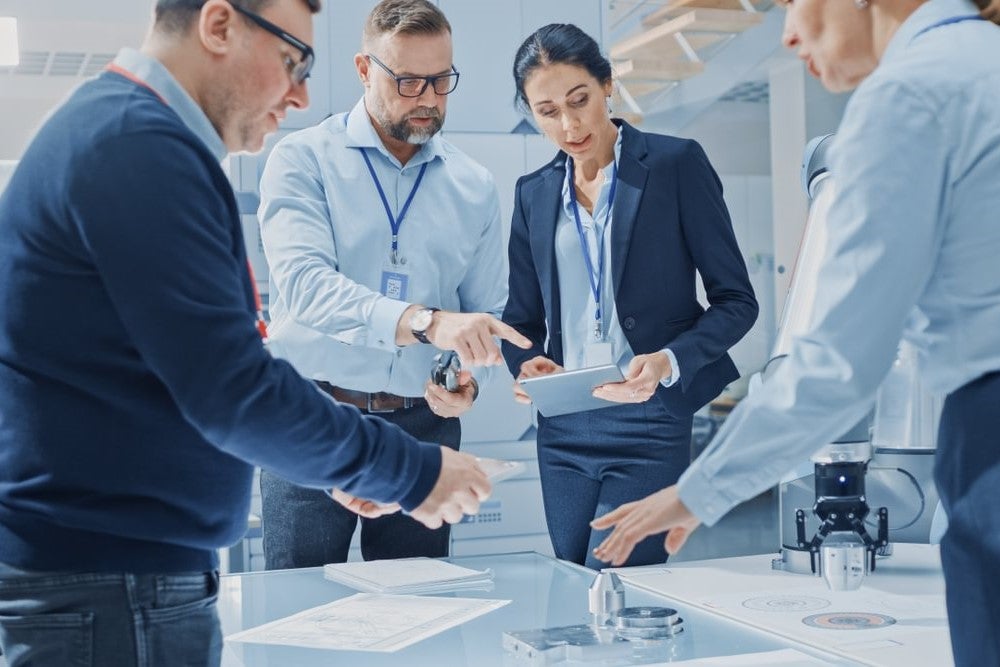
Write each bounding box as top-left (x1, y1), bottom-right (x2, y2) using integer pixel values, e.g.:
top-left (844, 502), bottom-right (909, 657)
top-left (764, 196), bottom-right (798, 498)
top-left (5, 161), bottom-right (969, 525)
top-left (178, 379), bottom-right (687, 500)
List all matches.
top-left (588, 572), bottom-right (624, 626)
top-left (612, 606), bottom-right (684, 640)
top-left (820, 534), bottom-right (868, 591)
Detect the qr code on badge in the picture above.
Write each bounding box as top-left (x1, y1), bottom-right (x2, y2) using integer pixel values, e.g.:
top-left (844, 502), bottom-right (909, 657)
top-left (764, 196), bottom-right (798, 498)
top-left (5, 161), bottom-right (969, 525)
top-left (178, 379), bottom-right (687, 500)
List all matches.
top-left (385, 277), bottom-right (403, 299)
top-left (381, 271), bottom-right (407, 300)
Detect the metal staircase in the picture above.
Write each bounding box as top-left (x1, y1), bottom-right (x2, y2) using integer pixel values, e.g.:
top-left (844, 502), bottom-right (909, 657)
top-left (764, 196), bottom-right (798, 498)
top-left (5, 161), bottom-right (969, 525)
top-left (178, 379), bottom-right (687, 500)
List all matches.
top-left (607, 0), bottom-right (779, 127)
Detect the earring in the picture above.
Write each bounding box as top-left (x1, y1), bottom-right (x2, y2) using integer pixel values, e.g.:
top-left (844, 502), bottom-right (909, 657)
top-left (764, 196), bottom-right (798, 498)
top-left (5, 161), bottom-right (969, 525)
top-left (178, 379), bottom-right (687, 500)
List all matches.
top-left (854, 0), bottom-right (869, 8)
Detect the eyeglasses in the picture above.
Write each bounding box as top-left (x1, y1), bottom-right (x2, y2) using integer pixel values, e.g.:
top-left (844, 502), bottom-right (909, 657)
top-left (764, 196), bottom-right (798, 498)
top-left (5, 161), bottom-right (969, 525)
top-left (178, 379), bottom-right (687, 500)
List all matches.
top-left (231, 2), bottom-right (315, 85)
top-left (365, 53), bottom-right (460, 98)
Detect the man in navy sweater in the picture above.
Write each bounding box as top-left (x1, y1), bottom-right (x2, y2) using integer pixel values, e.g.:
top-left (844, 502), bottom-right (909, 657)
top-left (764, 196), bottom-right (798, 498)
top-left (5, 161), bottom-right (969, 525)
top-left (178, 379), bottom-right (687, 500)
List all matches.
top-left (0, 1), bottom-right (490, 665)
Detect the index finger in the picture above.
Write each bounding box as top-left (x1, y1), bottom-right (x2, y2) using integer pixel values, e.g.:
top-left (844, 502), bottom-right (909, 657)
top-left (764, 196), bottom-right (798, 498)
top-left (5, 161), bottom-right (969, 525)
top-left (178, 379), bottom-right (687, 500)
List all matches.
top-left (488, 320), bottom-right (532, 349)
top-left (590, 502), bottom-right (632, 530)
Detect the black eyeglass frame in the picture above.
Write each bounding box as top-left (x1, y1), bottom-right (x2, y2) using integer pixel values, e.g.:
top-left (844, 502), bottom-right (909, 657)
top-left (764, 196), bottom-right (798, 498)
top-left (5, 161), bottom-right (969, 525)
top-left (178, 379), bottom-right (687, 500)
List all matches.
top-left (231, 3), bottom-right (315, 85)
top-left (365, 53), bottom-right (460, 98)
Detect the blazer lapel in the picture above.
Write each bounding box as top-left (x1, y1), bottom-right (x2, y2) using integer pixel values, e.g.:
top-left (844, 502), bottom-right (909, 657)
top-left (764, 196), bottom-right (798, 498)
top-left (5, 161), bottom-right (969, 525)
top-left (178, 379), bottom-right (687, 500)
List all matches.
top-left (611, 122), bottom-right (649, 300)
top-left (528, 160), bottom-right (566, 326)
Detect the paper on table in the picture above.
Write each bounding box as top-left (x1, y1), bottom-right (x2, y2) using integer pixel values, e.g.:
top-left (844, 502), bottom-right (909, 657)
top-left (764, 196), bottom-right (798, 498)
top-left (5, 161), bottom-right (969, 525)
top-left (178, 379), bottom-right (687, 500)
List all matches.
top-left (226, 593), bottom-right (510, 653)
top-left (323, 557), bottom-right (494, 594)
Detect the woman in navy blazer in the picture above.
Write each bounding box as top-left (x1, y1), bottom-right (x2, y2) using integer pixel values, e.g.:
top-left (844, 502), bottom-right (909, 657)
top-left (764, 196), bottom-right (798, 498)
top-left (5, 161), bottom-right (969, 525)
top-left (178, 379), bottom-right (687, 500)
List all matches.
top-left (502, 24), bottom-right (758, 568)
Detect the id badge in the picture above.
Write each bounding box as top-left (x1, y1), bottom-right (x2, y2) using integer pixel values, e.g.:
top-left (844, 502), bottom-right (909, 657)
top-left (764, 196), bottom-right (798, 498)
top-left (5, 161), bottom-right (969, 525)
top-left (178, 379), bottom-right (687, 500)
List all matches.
top-left (380, 257), bottom-right (409, 301)
top-left (584, 341), bottom-right (614, 367)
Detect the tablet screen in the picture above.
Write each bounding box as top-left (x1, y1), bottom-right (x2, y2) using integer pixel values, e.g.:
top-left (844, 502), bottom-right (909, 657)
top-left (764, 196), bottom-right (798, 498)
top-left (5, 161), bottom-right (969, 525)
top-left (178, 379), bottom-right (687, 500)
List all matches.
top-left (519, 364), bottom-right (625, 417)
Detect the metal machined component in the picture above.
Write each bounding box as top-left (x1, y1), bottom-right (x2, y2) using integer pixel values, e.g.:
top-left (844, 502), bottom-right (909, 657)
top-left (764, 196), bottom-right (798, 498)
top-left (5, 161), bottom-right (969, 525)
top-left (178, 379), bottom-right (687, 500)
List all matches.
top-left (612, 606), bottom-right (684, 640)
top-left (820, 533), bottom-right (868, 591)
top-left (588, 572), bottom-right (625, 627)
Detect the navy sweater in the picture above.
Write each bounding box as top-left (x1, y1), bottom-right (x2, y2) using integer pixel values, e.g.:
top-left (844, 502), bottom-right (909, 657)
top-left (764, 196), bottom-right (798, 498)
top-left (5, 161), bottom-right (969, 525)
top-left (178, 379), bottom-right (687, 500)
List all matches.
top-left (0, 72), bottom-right (440, 573)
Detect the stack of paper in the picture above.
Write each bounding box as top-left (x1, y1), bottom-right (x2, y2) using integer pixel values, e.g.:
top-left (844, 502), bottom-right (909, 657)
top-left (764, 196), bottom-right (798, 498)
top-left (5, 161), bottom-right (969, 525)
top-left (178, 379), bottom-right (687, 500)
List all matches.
top-left (323, 557), bottom-right (494, 594)
top-left (227, 593), bottom-right (510, 652)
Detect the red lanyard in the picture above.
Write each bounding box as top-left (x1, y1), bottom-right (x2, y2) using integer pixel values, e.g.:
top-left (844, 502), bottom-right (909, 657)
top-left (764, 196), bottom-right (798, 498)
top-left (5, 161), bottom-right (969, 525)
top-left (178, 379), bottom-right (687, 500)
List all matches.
top-left (245, 261), bottom-right (269, 341)
top-left (105, 63), bottom-right (268, 341)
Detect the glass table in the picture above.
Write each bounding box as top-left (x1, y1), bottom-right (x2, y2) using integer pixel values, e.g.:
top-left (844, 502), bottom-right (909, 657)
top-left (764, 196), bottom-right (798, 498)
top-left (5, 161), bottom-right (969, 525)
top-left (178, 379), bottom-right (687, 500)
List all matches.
top-left (219, 551), bottom-right (846, 666)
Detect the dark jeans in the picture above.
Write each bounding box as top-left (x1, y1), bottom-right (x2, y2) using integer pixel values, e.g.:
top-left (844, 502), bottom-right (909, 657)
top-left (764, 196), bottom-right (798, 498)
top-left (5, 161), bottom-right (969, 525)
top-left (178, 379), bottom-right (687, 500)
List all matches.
top-left (536, 391), bottom-right (692, 569)
top-left (260, 402), bottom-right (461, 568)
top-left (0, 563), bottom-right (220, 667)
top-left (934, 370), bottom-right (1000, 667)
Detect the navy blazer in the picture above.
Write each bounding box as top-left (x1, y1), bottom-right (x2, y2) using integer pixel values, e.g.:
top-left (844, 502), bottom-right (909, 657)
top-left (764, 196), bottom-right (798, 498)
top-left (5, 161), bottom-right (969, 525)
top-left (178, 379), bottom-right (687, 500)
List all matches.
top-left (502, 121), bottom-right (758, 418)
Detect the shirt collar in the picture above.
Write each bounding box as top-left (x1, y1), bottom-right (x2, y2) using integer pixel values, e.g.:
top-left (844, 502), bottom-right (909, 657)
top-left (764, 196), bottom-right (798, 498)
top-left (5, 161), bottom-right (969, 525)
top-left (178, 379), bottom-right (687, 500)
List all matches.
top-left (111, 48), bottom-right (228, 163)
top-left (881, 0), bottom-right (980, 64)
top-left (343, 97), bottom-right (446, 168)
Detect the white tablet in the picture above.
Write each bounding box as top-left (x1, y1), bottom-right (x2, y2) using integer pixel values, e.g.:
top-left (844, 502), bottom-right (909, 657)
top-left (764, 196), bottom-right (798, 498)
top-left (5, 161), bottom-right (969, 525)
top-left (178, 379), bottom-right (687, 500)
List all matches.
top-left (475, 457), bottom-right (526, 484)
top-left (518, 364), bottom-right (625, 417)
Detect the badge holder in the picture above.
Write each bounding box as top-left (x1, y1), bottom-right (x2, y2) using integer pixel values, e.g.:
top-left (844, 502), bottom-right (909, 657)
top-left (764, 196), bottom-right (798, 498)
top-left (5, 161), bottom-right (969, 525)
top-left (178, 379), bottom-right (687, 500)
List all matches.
top-left (380, 253), bottom-right (409, 301)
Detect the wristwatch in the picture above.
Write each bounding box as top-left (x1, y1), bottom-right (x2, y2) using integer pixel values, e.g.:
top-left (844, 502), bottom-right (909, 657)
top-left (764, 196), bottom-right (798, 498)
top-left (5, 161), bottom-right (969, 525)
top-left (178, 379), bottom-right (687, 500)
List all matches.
top-left (409, 307), bottom-right (439, 344)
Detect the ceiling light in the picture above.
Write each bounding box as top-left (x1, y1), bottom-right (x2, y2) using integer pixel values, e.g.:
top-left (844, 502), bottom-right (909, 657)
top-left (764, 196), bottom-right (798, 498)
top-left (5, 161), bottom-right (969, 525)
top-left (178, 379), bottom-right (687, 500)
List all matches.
top-left (0, 17), bottom-right (19, 67)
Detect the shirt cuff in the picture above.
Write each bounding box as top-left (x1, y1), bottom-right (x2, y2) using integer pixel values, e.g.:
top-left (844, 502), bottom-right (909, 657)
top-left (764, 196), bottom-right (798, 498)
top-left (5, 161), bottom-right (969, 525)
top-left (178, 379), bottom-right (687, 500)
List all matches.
top-left (676, 463), bottom-right (738, 527)
top-left (468, 352), bottom-right (496, 395)
top-left (368, 296), bottom-right (412, 352)
top-left (658, 348), bottom-right (680, 388)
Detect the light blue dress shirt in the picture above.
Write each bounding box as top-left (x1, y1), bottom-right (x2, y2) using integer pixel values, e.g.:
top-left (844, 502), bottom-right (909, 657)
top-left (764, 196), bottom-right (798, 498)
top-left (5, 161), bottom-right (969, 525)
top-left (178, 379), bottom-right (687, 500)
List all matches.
top-left (679, 0), bottom-right (1000, 524)
top-left (556, 127), bottom-right (679, 384)
top-left (112, 49), bottom-right (226, 162)
top-left (259, 98), bottom-right (506, 396)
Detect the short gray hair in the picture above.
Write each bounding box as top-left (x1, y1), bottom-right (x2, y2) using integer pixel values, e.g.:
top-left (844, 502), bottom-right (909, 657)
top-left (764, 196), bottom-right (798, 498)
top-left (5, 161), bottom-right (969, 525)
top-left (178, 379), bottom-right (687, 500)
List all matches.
top-left (362, 0), bottom-right (451, 48)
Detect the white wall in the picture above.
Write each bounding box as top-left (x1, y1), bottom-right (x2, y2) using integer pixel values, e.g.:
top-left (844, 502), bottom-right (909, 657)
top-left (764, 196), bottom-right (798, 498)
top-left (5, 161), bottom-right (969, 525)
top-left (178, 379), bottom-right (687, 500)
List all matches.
top-left (0, 160), bottom-right (17, 194)
top-left (0, 2), bottom-right (150, 160)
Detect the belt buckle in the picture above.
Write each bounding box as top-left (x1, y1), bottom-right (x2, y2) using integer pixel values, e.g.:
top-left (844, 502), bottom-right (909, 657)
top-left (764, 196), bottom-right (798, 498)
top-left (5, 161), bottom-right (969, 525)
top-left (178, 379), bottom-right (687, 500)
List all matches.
top-left (366, 392), bottom-right (396, 414)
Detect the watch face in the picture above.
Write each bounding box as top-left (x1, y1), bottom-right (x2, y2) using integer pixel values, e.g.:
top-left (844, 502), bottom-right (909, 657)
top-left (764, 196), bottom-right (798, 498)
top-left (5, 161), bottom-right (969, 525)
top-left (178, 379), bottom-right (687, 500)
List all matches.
top-left (411, 308), bottom-right (433, 332)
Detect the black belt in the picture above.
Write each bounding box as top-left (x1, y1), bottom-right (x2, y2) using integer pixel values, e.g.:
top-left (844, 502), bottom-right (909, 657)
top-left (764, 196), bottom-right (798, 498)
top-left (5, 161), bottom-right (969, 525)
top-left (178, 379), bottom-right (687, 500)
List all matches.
top-left (316, 381), bottom-right (426, 414)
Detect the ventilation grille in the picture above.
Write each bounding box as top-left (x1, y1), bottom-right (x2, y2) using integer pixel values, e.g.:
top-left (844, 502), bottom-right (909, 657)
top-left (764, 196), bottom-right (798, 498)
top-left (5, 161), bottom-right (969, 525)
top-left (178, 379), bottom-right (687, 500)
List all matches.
top-left (719, 80), bottom-right (770, 104)
top-left (0, 51), bottom-right (117, 77)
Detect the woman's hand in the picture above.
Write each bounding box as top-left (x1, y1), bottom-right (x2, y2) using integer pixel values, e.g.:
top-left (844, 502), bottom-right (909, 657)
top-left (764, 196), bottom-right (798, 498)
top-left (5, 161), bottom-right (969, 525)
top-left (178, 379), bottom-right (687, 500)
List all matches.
top-left (592, 351), bottom-right (671, 403)
top-left (590, 485), bottom-right (701, 566)
top-left (513, 356), bottom-right (563, 404)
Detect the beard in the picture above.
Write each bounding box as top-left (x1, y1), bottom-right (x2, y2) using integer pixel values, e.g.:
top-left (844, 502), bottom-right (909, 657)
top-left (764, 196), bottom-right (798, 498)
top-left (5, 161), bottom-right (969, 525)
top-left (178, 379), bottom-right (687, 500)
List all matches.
top-left (370, 98), bottom-right (444, 145)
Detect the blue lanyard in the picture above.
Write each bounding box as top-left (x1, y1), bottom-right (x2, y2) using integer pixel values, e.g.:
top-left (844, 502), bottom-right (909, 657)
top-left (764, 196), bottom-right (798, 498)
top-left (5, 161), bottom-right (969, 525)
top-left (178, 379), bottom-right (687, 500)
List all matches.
top-left (568, 159), bottom-right (618, 340)
top-left (913, 14), bottom-right (985, 39)
top-left (359, 148), bottom-right (428, 265)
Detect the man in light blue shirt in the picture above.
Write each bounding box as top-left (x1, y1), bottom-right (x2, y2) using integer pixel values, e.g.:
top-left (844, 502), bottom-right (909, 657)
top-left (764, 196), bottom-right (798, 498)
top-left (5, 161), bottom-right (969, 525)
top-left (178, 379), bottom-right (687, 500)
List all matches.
top-left (257, 0), bottom-right (528, 567)
top-left (592, 1), bottom-right (1000, 663)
